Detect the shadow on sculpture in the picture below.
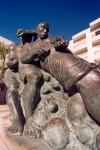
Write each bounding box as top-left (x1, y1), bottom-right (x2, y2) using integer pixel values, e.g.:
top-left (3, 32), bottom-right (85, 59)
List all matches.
top-left (4, 22), bottom-right (100, 150)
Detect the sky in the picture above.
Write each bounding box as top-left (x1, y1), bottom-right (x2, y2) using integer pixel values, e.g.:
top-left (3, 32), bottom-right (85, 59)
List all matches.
top-left (0, 0), bottom-right (100, 44)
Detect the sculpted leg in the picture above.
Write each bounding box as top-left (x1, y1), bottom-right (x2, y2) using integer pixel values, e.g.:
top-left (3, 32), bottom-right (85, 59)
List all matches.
top-left (21, 71), bottom-right (43, 121)
top-left (21, 69), bottom-right (43, 137)
top-left (4, 69), bottom-right (25, 135)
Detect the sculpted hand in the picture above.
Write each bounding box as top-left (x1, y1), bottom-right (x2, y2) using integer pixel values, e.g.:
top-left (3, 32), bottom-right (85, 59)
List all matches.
top-left (16, 29), bottom-right (25, 37)
top-left (54, 36), bottom-right (69, 48)
top-left (38, 46), bottom-right (51, 61)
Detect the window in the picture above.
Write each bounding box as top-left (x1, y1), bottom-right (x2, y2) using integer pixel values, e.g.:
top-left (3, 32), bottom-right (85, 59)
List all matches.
top-left (95, 30), bottom-right (100, 36)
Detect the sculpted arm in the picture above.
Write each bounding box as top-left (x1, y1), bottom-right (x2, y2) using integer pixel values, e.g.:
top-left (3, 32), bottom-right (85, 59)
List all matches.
top-left (21, 48), bottom-right (39, 63)
top-left (16, 29), bottom-right (37, 37)
top-left (51, 36), bottom-right (73, 54)
top-left (21, 45), bottom-right (50, 63)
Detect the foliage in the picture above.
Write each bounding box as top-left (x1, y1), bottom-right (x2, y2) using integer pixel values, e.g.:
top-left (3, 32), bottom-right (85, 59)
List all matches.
top-left (0, 42), bottom-right (8, 78)
top-left (0, 43), bottom-right (7, 58)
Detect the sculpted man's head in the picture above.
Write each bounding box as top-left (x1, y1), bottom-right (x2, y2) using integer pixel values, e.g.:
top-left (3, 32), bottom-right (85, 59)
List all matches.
top-left (35, 22), bottom-right (50, 39)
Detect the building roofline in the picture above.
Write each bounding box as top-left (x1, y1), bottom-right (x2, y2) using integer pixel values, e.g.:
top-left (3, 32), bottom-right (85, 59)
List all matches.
top-left (89, 18), bottom-right (100, 30)
top-left (0, 36), bottom-right (14, 44)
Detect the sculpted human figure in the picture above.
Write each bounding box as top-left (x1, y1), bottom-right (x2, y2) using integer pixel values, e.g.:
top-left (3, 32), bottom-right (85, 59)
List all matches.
top-left (4, 43), bottom-right (25, 135)
top-left (4, 33), bottom-right (43, 136)
top-left (21, 22), bottom-right (100, 126)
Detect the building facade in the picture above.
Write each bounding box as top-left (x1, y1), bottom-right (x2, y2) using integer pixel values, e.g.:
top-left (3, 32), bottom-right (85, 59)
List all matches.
top-left (0, 36), bottom-right (14, 45)
top-left (68, 18), bottom-right (100, 64)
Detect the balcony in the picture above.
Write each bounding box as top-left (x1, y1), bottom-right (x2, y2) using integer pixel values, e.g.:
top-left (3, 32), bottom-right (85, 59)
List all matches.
top-left (90, 18), bottom-right (100, 30)
top-left (73, 40), bottom-right (87, 53)
top-left (77, 52), bottom-right (88, 61)
top-left (72, 30), bottom-right (86, 42)
top-left (94, 45), bottom-right (100, 61)
top-left (92, 33), bottom-right (100, 44)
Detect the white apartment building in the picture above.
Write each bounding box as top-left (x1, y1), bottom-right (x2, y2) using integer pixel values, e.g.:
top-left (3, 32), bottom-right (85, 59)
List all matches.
top-left (0, 36), bottom-right (14, 45)
top-left (68, 18), bottom-right (100, 64)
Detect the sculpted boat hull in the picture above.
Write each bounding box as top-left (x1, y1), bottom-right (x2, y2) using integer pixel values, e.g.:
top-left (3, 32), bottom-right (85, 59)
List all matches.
top-left (78, 70), bottom-right (100, 124)
top-left (40, 52), bottom-right (100, 124)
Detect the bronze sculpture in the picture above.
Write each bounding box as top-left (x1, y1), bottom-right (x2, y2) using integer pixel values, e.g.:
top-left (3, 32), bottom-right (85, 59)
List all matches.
top-left (4, 22), bottom-right (100, 150)
top-left (21, 23), bottom-right (100, 125)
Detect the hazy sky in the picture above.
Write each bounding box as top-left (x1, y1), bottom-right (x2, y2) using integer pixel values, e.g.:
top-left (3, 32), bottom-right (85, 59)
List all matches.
top-left (0, 0), bottom-right (100, 44)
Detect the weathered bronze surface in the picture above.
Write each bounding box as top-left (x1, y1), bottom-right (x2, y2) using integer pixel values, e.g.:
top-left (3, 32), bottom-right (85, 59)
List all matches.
top-left (4, 22), bottom-right (100, 150)
top-left (4, 33), bottom-right (43, 136)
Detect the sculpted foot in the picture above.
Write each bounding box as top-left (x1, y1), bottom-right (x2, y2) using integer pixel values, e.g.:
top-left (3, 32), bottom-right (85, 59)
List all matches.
top-left (23, 118), bottom-right (41, 139)
top-left (7, 119), bottom-right (24, 136)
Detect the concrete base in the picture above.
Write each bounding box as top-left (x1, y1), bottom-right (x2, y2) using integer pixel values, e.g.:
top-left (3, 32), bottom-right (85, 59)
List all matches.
top-left (0, 105), bottom-right (52, 150)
